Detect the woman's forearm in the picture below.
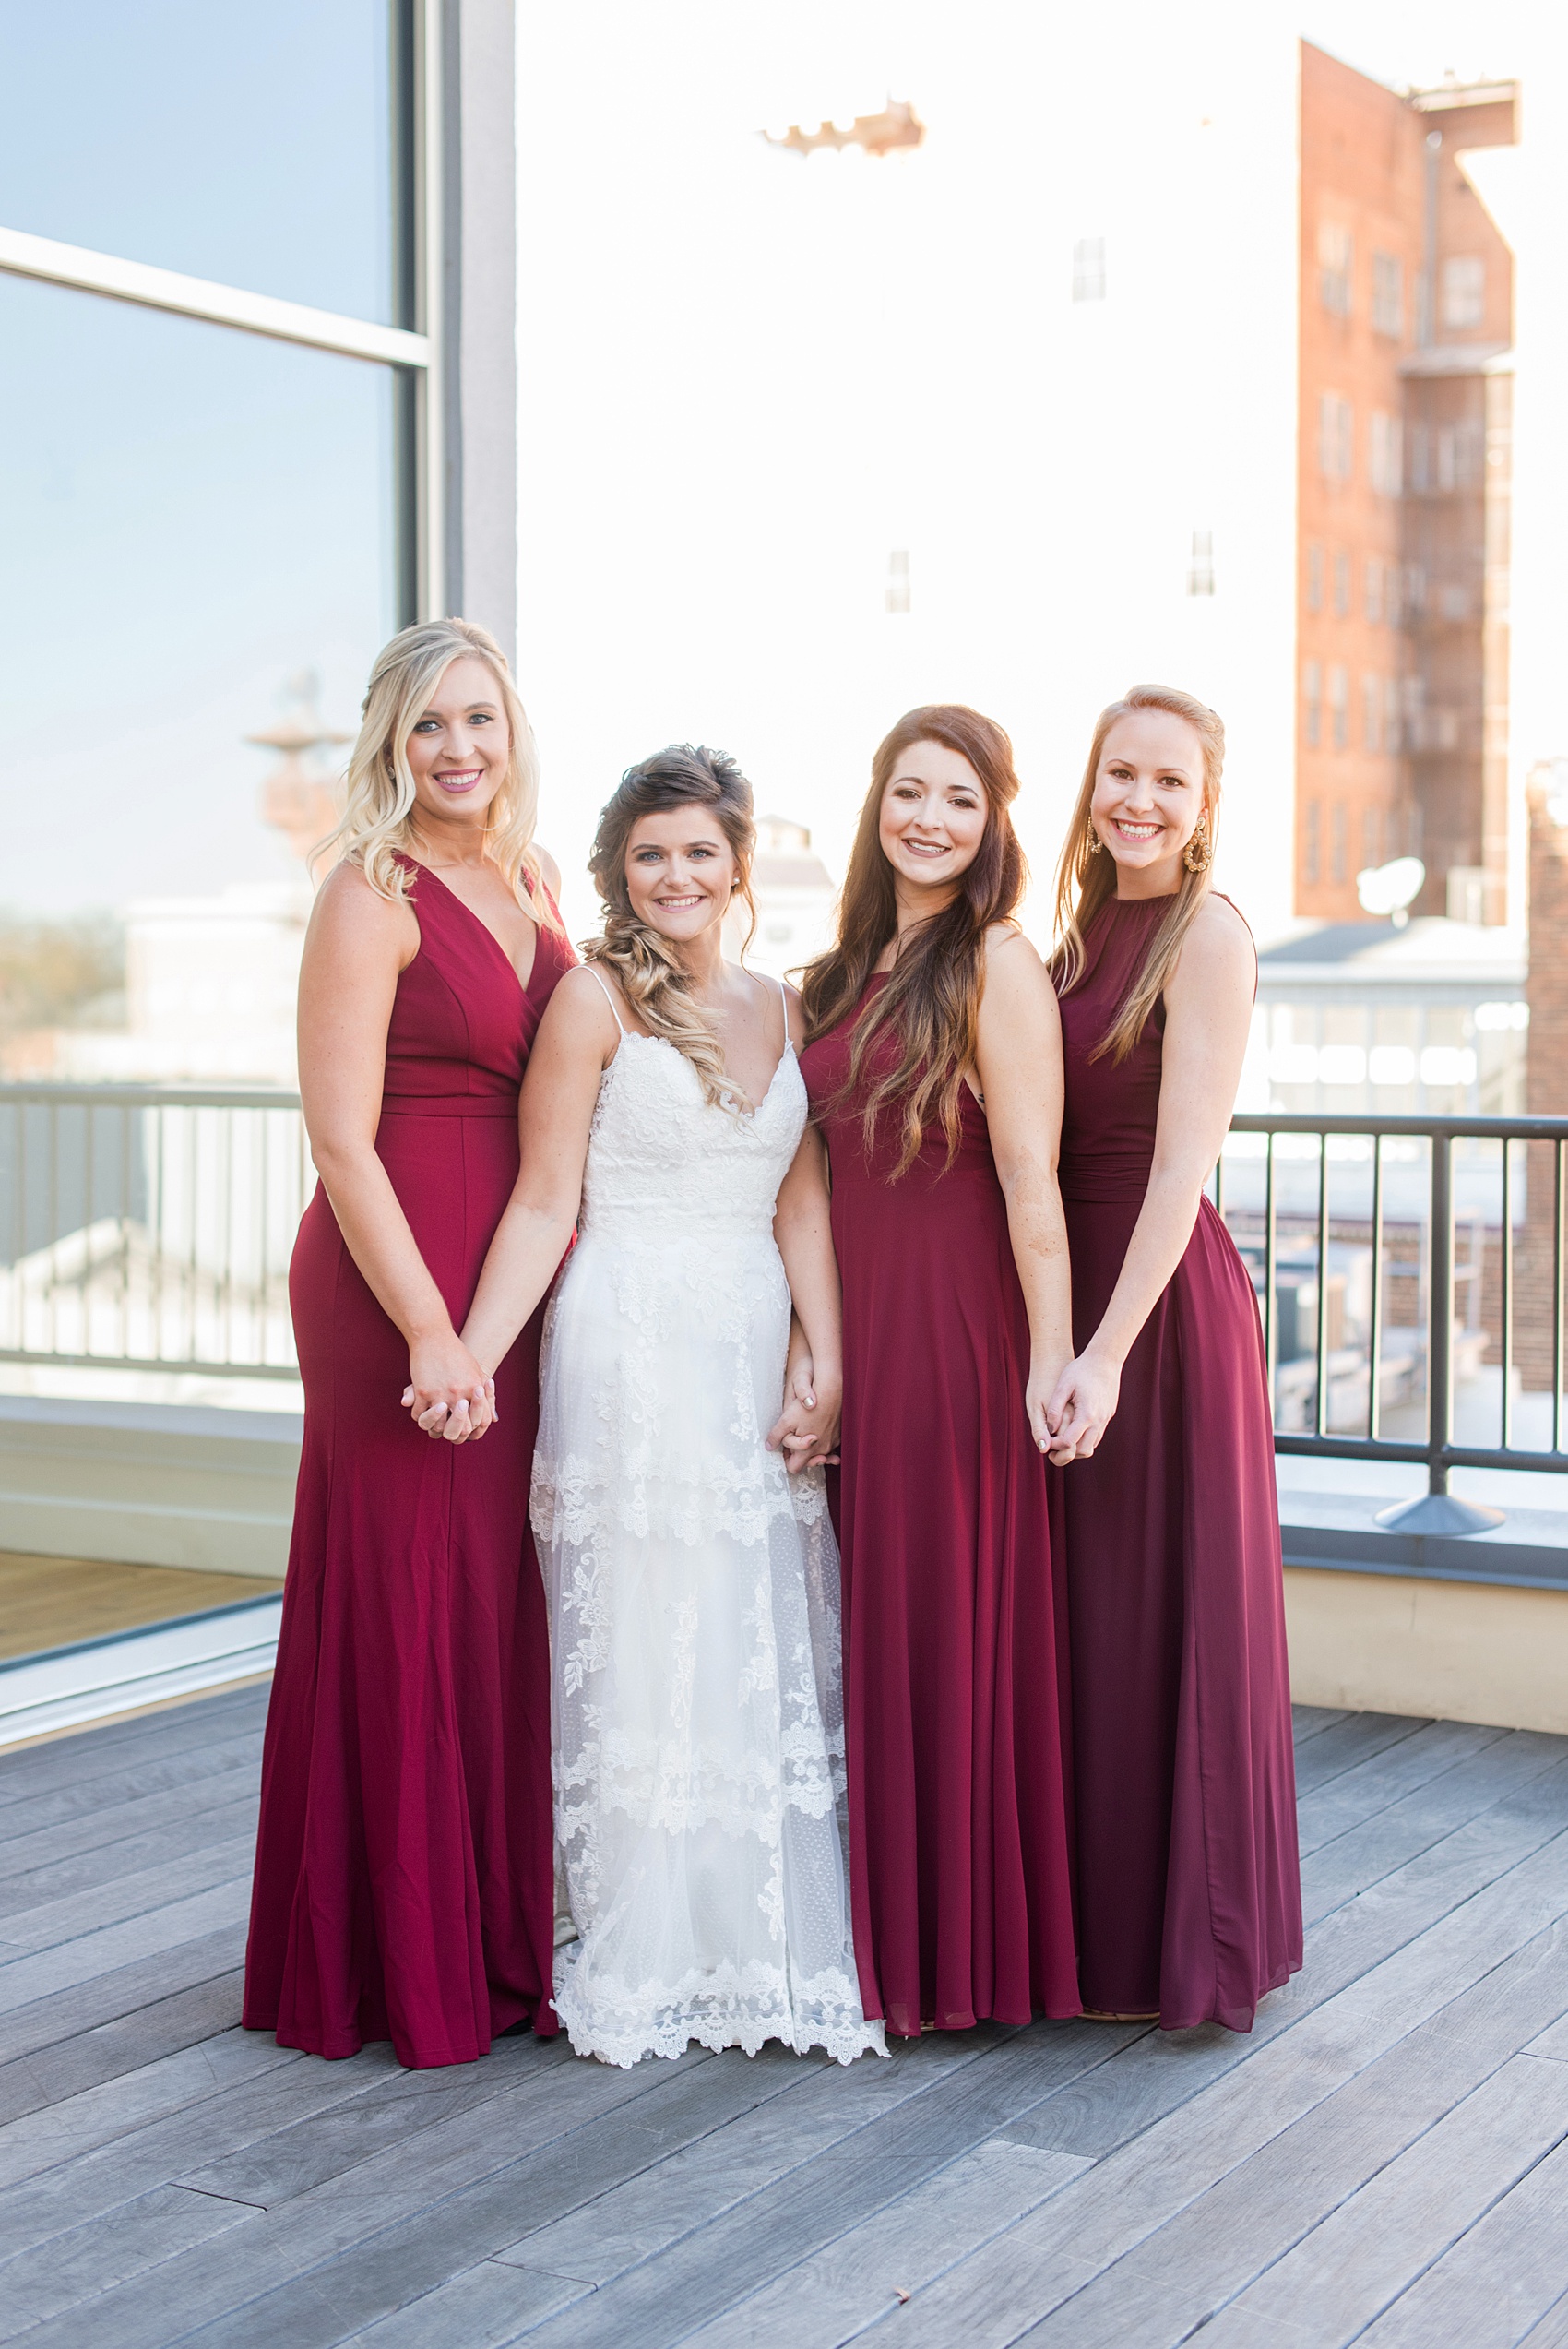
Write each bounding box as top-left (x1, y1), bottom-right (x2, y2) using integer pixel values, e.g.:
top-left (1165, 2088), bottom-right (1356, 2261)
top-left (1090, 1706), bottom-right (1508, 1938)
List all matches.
top-left (1087, 1166), bottom-right (1206, 1368)
top-left (1000, 1168), bottom-right (1074, 1374)
top-left (315, 1145), bottom-right (455, 1344)
top-left (775, 1212), bottom-right (843, 1388)
top-left (458, 1196), bottom-right (577, 1376)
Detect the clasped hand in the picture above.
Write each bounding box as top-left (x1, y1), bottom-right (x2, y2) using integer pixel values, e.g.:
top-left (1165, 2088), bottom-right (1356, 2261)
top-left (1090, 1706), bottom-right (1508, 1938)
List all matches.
top-left (1038, 1346), bottom-right (1121, 1464)
top-left (400, 1330), bottom-right (496, 1444)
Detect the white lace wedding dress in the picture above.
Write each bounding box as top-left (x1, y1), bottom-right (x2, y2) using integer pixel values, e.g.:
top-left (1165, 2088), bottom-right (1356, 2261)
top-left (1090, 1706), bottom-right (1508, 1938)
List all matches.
top-left (530, 972), bottom-right (884, 2069)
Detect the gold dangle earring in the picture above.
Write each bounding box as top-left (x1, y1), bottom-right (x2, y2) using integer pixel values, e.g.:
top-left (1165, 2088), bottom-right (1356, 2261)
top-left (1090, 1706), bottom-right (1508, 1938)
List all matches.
top-left (1085, 828), bottom-right (1103, 858)
top-left (1182, 812), bottom-right (1212, 876)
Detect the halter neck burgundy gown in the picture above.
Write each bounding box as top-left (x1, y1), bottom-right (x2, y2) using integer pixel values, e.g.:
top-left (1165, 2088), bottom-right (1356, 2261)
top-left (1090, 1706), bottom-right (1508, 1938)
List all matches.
top-left (244, 862), bottom-right (573, 2068)
top-left (1058, 896), bottom-right (1301, 2031)
top-left (801, 980), bottom-right (1080, 2038)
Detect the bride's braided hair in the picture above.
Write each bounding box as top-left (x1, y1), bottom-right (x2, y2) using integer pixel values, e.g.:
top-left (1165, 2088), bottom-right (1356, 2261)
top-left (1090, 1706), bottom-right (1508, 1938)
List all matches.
top-left (585, 745), bottom-right (759, 1113)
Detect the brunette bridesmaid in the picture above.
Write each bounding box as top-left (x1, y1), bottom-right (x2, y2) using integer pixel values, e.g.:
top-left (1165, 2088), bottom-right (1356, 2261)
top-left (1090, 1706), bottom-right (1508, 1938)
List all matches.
top-left (1046, 682), bottom-right (1302, 2032)
top-left (244, 618), bottom-right (572, 2067)
top-left (796, 704), bottom-right (1080, 2039)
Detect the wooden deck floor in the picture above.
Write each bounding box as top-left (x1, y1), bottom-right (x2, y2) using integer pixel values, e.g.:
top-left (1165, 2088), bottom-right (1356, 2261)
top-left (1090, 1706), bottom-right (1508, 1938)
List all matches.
top-left (1, 1688), bottom-right (1566, 2346)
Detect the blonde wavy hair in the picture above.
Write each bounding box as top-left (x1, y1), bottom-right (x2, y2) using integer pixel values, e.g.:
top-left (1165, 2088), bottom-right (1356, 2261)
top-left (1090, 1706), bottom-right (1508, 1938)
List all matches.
top-left (586, 745), bottom-right (758, 1113)
top-left (315, 617), bottom-right (559, 925)
top-left (1051, 683), bottom-right (1226, 1063)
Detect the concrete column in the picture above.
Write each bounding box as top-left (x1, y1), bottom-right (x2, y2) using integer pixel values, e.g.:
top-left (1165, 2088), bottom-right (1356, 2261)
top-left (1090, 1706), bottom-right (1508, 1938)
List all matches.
top-left (441, 0), bottom-right (517, 663)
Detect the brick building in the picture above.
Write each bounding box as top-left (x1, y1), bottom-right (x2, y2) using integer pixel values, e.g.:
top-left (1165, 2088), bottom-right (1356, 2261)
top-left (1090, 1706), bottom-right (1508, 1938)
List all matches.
top-left (1296, 48), bottom-right (1516, 924)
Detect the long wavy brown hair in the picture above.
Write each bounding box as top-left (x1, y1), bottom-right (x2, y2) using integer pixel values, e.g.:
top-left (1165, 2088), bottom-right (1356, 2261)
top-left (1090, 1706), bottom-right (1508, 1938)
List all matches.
top-left (584, 745), bottom-right (760, 1114)
top-left (1051, 682), bottom-right (1226, 1063)
top-left (802, 704), bottom-right (1027, 1177)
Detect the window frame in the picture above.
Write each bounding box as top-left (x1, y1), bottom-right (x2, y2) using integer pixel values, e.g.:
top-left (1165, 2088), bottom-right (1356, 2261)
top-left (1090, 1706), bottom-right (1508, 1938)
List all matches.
top-left (0, 0), bottom-right (438, 627)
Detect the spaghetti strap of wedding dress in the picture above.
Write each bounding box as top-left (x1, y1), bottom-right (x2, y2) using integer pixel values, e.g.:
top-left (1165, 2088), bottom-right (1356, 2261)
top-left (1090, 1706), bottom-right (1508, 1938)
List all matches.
top-left (531, 973), bottom-right (883, 2068)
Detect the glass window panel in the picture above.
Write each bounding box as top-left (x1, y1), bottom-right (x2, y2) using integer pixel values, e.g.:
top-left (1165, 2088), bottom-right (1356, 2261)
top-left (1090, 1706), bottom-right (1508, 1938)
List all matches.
top-left (0, 276), bottom-right (398, 915)
top-left (0, 0), bottom-right (410, 325)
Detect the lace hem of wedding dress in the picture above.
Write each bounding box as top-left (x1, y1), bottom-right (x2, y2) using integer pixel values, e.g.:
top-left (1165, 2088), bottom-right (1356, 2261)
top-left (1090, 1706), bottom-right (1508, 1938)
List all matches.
top-left (551, 1949), bottom-right (887, 2069)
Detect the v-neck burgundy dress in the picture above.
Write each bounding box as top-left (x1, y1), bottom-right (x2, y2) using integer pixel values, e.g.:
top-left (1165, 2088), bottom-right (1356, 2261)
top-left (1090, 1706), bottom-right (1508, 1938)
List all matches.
top-left (244, 861), bottom-right (573, 2068)
top-left (801, 977), bottom-right (1080, 2038)
top-left (1057, 897), bottom-right (1301, 2031)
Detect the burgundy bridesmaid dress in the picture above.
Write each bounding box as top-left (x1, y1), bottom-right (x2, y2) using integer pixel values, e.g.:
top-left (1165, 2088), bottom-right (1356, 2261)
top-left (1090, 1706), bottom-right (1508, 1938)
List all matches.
top-left (1058, 896), bottom-right (1302, 2031)
top-left (801, 979), bottom-right (1080, 2038)
top-left (244, 862), bottom-right (573, 2067)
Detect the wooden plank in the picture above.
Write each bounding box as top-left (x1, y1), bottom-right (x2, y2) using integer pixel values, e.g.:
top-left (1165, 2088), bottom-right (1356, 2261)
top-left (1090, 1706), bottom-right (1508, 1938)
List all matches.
top-left (878, 1842), bottom-right (1568, 2349)
top-left (1523, 2294), bottom-right (1568, 2348)
top-left (7, 2042), bottom-right (728, 2346)
top-left (486, 2029), bottom-right (1091, 2297)
top-left (1291, 1706), bottom-right (1351, 1747)
top-left (0, 1924), bottom-right (244, 2069)
top-left (0, 1551), bottom-right (281, 1663)
top-left (0, 1969), bottom-right (246, 2128)
top-left (0, 1683), bottom-right (267, 1808)
top-left (342, 2260), bottom-right (591, 2346)
top-left (493, 2023), bottom-right (1143, 2348)
top-left (1349, 2121), bottom-right (1568, 2347)
top-left (0, 1755), bottom-right (260, 1880)
top-left (0, 1792), bottom-right (257, 1917)
top-left (1295, 1718), bottom-right (1508, 1860)
top-left (1290, 1711), bottom-right (1431, 1797)
top-left (1302, 1735), bottom-right (1568, 1929)
top-left (0, 1836), bottom-right (256, 1961)
top-left (0, 2029), bottom-right (298, 2192)
top-left (0, 1726), bottom-right (263, 1844)
top-left (0, 2182), bottom-right (255, 2343)
top-left (1526, 2009), bottom-right (1568, 2061)
top-left (999, 1758), bottom-right (1568, 2166)
top-left (1194, 2053), bottom-right (1568, 2347)
top-left (0, 1873), bottom-right (252, 2018)
top-left (677, 2141), bottom-right (1092, 2349)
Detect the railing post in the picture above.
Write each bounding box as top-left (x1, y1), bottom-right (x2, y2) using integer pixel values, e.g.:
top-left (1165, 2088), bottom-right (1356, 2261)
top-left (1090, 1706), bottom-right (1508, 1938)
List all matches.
top-left (1429, 1128), bottom-right (1452, 1498)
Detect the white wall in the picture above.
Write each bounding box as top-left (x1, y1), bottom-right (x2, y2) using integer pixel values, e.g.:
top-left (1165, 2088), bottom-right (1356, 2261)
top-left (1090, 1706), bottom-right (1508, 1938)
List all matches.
top-left (515, 1), bottom-right (1302, 949)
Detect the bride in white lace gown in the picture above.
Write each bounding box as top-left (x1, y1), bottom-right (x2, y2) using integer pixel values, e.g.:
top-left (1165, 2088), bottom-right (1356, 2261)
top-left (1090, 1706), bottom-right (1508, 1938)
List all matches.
top-left (429, 746), bottom-right (884, 2069)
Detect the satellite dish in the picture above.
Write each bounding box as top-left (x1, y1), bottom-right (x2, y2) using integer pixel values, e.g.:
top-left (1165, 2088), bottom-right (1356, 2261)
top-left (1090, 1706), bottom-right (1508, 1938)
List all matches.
top-left (1356, 856), bottom-right (1425, 927)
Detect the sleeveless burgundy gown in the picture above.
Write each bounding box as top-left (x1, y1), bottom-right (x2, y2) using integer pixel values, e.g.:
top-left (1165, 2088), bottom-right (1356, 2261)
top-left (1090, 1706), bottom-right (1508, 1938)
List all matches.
top-left (801, 978), bottom-right (1080, 2038)
top-left (1058, 896), bottom-right (1302, 2031)
top-left (244, 862), bottom-right (573, 2068)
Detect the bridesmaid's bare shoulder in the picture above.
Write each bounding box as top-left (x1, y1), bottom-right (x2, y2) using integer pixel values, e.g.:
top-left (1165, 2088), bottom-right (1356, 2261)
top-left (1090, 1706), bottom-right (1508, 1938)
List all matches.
top-left (1168, 890), bottom-right (1255, 1015)
top-left (305, 858), bottom-right (420, 974)
top-left (977, 921), bottom-right (1060, 1043)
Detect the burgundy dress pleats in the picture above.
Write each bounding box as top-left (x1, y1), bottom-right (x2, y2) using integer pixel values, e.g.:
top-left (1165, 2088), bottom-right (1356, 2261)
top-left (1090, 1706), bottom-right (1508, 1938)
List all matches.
top-left (801, 980), bottom-right (1080, 2038)
top-left (1058, 897), bottom-right (1303, 2032)
top-left (243, 863), bottom-right (573, 2068)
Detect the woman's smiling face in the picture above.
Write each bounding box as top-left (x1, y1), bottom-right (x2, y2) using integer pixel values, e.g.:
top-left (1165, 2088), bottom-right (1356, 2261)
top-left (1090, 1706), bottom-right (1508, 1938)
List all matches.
top-left (1090, 709), bottom-right (1207, 892)
top-left (624, 804), bottom-right (738, 946)
top-left (877, 739), bottom-right (989, 900)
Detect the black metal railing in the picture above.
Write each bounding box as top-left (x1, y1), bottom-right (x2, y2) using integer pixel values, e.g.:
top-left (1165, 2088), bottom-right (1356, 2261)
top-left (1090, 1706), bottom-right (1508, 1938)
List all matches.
top-left (1218, 1113), bottom-right (1568, 1532)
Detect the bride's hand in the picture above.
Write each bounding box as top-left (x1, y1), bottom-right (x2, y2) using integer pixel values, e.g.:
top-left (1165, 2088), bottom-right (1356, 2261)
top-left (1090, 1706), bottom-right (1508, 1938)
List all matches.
top-left (766, 1371), bottom-right (842, 1474)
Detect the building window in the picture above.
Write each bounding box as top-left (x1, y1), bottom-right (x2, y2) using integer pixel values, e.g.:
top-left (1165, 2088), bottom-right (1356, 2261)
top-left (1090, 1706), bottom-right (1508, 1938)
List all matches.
top-left (1362, 806), bottom-right (1382, 869)
top-left (1329, 664), bottom-right (1349, 752)
top-left (1306, 543), bottom-right (1324, 614)
top-left (1384, 677), bottom-right (1402, 754)
top-left (1318, 221), bottom-right (1353, 316)
top-left (885, 549), bottom-right (911, 614)
top-left (1365, 557), bottom-right (1383, 625)
top-left (1443, 255), bottom-right (1486, 329)
top-left (1369, 411), bottom-right (1403, 497)
top-left (1304, 801), bottom-right (1322, 884)
top-left (1073, 238), bottom-right (1106, 302)
top-left (1372, 251), bottom-right (1404, 339)
top-left (1302, 662), bottom-right (1322, 749)
top-left (1186, 529), bottom-right (1216, 596)
top-left (1330, 803), bottom-right (1348, 883)
top-left (1404, 675), bottom-right (1425, 751)
top-left (1441, 581), bottom-right (1468, 622)
top-left (1333, 549), bottom-right (1350, 616)
top-left (1317, 392), bottom-right (1352, 481)
top-left (1405, 564), bottom-right (1428, 614)
top-left (1386, 564), bottom-right (1403, 626)
top-left (1362, 674), bottom-right (1381, 752)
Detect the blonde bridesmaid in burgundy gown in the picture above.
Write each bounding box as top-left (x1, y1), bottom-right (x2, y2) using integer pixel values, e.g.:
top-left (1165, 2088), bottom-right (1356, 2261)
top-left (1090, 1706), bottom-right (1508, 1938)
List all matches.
top-left (244, 621), bottom-right (571, 2068)
top-left (1046, 684), bottom-right (1302, 2032)
top-left (798, 704), bottom-right (1080, 2039)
